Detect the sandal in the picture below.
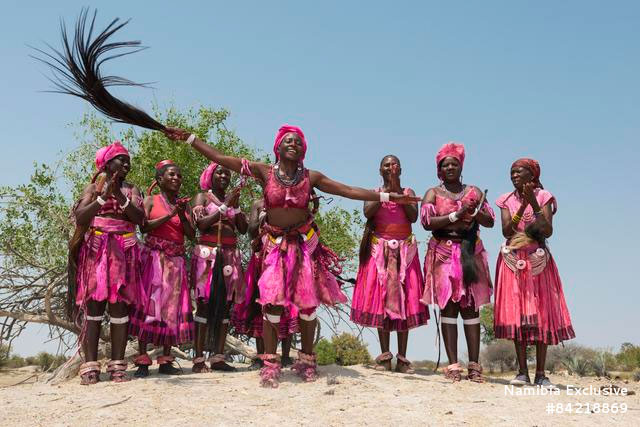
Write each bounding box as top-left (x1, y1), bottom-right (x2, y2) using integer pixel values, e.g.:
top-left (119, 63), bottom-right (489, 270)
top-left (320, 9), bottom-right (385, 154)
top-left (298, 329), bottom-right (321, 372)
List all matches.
top-left (374, 352), bottom-right (393, 371)
top-left (79, 361), bottom-right (101, 385)
top-left (107, 360), bottom-right (130, 383)
top-left (133, 354), bottom-right (152, 378)
top-left (467, 361), bottom-right (484, 383)
top-left (158, 355), bottom-right (182, 375)
top-left (444, 362), bottom-right (462, 382)
top-left (291, 352), bottom-right (318, 382)
top-left (210, 354), bottom-right (237, 372)
top-left (259, 354), bottom-right (282, 388)
top-left (395, 354), bottom-right (415, 374)
top-left (192, 356), bottom-right (211, 373)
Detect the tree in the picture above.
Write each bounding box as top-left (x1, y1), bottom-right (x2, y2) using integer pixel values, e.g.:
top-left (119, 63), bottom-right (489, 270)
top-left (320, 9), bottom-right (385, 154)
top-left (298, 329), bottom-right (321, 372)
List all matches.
top-left (0, 105), bottom-right (363, 356)
top-left (479, 304), bottom-right (495, 345)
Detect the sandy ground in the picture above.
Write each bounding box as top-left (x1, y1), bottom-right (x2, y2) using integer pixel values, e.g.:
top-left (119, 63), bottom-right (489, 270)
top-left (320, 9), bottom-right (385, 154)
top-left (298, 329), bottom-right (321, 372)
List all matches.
top-left (1, 362), bottom-right (639, 426)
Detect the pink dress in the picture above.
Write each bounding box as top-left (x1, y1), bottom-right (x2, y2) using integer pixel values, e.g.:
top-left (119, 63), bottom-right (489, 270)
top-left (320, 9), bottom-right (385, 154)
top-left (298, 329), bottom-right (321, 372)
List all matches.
top-left (75, 187), bottom-right (142, 306)
top-left (421, 187), bottom-right (493, 310)
top-left (351, 189), bottom-right (429, 331)
top-left (129, 195), bottom-right (194, 346)
top-left (257, 167), bottom-right (347, 312)
top-left (190, 192), bottom-right (245, 304)
top-left (493, 189), bottom-right (575, 345)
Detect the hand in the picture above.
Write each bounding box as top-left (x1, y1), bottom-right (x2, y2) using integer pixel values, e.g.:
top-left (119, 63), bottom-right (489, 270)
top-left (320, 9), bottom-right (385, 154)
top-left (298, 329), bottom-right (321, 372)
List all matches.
top-left (101, 176), bottom-right (115, 199)
top-left (457, 201), bottom-right (476, 223)
top-left (225, 188), bottom-right (241, 208)
top-left (163, 127), bottom-right (190, 141)
top-left (522, 182), bottom-right (536, 204)
top-left (390, 193), bottom-right (421, 205)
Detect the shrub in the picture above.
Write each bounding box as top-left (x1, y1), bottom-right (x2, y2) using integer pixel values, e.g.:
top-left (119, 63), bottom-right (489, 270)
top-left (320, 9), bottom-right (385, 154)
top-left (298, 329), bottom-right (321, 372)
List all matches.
top-left (591, 351), bottom-right (616, 378)
top-left (6, 355), bottom-right (27, 369)
top-left (331, 333), bottom-right (371, 366)
top-left (562, 356), bottom-right (591, 377)
top-left (633, 371), bottom-right (640, 382)
top-left (616, 343), bottom-right (640, 371)
top-left (315, 338), bottom-right (337, 365)
top-left (480, 340), bottom-right (517, 373)
top-left (545, 344), bottom-right (598, 373)
top-left (0, 343), bottom-right (8, 368)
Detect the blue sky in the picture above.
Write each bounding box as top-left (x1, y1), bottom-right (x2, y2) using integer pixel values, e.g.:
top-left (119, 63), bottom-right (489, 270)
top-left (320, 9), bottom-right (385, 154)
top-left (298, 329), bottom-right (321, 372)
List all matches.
top-left (2, 1), bottom-right (638, 359)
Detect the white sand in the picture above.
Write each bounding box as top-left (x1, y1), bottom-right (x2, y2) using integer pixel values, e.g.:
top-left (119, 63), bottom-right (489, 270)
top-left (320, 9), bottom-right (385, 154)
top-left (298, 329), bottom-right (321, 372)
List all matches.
top-left (1, 363), bottom-right (638, 426)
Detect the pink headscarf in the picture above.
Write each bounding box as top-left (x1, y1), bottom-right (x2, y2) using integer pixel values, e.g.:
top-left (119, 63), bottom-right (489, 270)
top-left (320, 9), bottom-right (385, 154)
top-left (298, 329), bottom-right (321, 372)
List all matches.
top-left (199, 162), bottom-right (220, 190)
top-left (95, 141), bottom-right (129, 170)
top-left (436, 142), bottom-right (465, 179)
top-left (273, 124), bottom-right (307, 161)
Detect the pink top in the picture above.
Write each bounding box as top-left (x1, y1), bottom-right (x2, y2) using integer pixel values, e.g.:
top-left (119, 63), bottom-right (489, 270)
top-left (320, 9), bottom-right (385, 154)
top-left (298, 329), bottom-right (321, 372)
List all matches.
top-left (495, 189), bottom-right (556, 232)
top-left (148, 194), bottom-right (184, 244)
top-left (263, 166), bottom-right (311, 210)
top-left (421, 186), bottom-right (494, 226)
top-left (374, 188), bottom-right (413, 240)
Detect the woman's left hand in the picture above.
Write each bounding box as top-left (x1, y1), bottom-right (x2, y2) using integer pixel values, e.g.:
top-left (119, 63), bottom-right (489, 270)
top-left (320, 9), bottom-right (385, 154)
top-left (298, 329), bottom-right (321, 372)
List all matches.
top-left (390, 193), bottom-right (421, 204)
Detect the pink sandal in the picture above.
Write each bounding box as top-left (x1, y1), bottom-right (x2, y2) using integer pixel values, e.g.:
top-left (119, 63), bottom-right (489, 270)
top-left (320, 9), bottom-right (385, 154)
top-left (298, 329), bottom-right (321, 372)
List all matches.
top-left (79, 361), bottom-right (101, 385)
top-left (291, 352), bottom-right (318, 382)
top-left (259, 354), bottom-right (282, 388)
top-left (444, 362), bottom-right (462, 382)
top-left (107, 360), bottom-right (130, 383)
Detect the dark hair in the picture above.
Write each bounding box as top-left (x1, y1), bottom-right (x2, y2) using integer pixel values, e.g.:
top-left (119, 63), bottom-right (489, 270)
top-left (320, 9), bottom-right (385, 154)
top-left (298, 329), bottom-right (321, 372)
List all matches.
top-left (380, 154), bottom-right (400, 167)
top-left (358, 219), bottom-right (375, 264)
top-left (460, 221), bottom-right (479, 286)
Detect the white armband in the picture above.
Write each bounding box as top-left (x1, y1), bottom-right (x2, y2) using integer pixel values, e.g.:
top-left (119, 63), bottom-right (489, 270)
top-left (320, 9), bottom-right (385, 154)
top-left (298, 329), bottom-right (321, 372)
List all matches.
top-left (379, 192), bottom-right (390, 202)
top-left (448, 211), bottom-right (458, 223)
top-left (119, 197), bottom-right (130, 210)
top-left (186, 134), bottom-right (196, 145)
top-left (96, 196), bottom-right (106, 206)
top-left (218, 204), bottom-right (228, 215)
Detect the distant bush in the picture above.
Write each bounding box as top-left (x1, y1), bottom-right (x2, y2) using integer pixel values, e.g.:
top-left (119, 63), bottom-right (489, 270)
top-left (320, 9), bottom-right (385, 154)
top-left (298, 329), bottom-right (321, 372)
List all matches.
top-left (315, 338), bottom-right (337, 365)
top-left (562, 355), bottom-right (591, 377)
top-left (331, 333), bottom-right (371, 366)
top-left (413, 360), bottom-right (437, 371)
top-left (6, 355), bottom-right (27, 369)
top-left (616, 343), bottom-right (640, 371)
top-left (480, 340), bottom-right (517, 373)
top-left (545, 344), bottom-right (598, 373)
top-left (0, 343), bottom-right (8, 368)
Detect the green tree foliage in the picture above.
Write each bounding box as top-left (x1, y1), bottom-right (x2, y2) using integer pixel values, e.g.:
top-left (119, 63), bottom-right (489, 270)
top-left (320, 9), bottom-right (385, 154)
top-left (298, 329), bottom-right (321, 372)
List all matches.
top-left (0, 105), bottom-right (362, 351)
top-left (314, 338), bottom-right (337, 365)
top-left (479, 304), bottom-right (495, 345)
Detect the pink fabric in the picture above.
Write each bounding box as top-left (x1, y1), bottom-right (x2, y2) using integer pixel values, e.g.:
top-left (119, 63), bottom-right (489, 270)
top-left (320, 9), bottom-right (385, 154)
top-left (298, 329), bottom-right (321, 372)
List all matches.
top-left (421, 238), bottom-right (492, 309)
top-left (421, 188), bottom-right (495, 226)
top-left (495, 189), bottom-right (556, 232)
top-left (95, 141), bottom-right (129, 170)
top-left (264, 167), bottom-right (311, 210)
top-left (231, 253), bottom-right (299, 338)
top-left (129, 234), bottom-right (193, 346)
top-left (256, 230), bottom-right (347, 311)
top-left (273, 124), bottom-right (307, 161)
top-left (94, 186), bottom-right (141, 216)
top-left (75, 217), bottom-right (140, 305)
top-left (199, 162), bottom-right (220, 190)
top-left (436, 142), bottom-right (465, 179)
top-left (191, 244), bottom-right (245, 303)
top-left (494, 244), bottom-right (575, 345)
top-left (148, 195), bottom-right (184, 245)
top-left (351, 188), bottom-right (429, 330)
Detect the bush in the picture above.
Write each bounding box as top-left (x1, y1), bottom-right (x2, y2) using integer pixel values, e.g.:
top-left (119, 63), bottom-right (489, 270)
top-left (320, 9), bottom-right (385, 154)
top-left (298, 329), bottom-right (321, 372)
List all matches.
top-left (480, 340), bottom-right (517, 373)
top-left (563, 355), bottom-right (591, 377)
top-left (315, 339), bottom-right (337, 365)
top-left (6, 355), bottom-right (27, 369)
top-left (591, 351), bottom-right (616, 378)
top-left (616, 343), bottom-right (640, 371)
top-left (0, 343), bottom-right (8, 368)
top-left (545, 344), bottom-right (599, 373)
top-left (331, 333), bottom-right (371, 366)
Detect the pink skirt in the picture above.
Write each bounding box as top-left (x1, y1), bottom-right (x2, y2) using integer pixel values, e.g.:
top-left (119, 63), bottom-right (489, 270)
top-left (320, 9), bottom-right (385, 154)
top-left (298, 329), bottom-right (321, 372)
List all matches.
top-left (257, 229), bottom-right (347, 311)
top-left (129, 236), bottom-right (193, 346)
top-left (231, 254), bottom-right (299, 339)
top-left (75, 218), bottom-right (140, 306)
top-left (421, 237), bottom-right (492, 310)
top-left (351, 236), bottom-right (429, 331)
top-left (191, 244), bottom-right (245, 304)
top-left (494, 243), bottom-right (575, 345)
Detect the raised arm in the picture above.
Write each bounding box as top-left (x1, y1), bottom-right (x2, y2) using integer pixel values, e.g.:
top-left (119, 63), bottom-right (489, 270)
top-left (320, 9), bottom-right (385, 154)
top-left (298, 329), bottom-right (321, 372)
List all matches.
top-left (309, 170), bottom-right (420, 204)
top-left (74, 182), bottom-right (101, 226)
top-left (402, 188), bottom-right (419, 223)
top-left (164, 127), bottom-right (270, 183)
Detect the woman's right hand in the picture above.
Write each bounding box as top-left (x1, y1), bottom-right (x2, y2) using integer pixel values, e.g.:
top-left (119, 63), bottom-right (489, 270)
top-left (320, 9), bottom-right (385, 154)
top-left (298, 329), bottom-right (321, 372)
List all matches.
top-left (164, 127), bottom-right (190, 141)
top-left (225, 187), bottom-right (241, 208)
top-left (390, 193), bottom-right (421, 204)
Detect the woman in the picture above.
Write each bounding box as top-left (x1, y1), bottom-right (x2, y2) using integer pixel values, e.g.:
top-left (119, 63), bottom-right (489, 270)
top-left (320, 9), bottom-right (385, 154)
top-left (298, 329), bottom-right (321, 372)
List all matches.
top-left (231, 198), bottom-right (298, 369)
top-left (494, 158), bottom-right (574, 387)
top-left (190, 162), bottom-right (248, 373)
top-left (73, 141), bottom-right (145, 384)
top-left (164, 124), bottom-right (418, 387)
top-left (129, 160), bottom-right (195, 377)
top-left (351, 155), bottom-right (429, 373)
top-left (421, 142), bottom-right (494, 383)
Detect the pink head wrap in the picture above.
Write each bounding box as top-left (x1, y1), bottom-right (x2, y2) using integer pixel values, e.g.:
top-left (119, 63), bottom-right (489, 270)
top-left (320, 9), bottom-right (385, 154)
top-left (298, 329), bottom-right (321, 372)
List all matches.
top-left (512, 158), bottom-right (543, 189)
top-left (273, 124), bottom-right (307, 161)
top-left (199, 162), bottom-right (220, 190)
top-left (436, 142), bottom-right (465, 179)
top-left (95, 141), bottom-right (130, 170)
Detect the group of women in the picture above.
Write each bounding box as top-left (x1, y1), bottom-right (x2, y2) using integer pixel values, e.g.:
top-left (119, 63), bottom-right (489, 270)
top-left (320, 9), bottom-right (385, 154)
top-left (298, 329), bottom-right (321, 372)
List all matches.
top-left (70, 125), bottom-right (575, 388)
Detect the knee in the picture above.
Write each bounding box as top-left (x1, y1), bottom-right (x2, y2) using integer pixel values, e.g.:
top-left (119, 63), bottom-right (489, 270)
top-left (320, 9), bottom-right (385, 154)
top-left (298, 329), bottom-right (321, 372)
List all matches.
top-left (299, 308), bottom-right (317, 322)
top-left (263, 305), bottom-right (284, 324)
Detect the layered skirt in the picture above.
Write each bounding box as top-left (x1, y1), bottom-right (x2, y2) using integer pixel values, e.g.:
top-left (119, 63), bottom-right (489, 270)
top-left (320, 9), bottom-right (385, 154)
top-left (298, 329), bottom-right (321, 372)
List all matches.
top-left (75, 217), bottom-right (140, 306)
top-left (129, 235), bottom-right (194, 346)
top-left (494, 243), bottom-right (575, 345)
top-left (191, 243), bottom-right (246, 304)
top-left (351, 235), bottom-right (429, 331)
top-left (421, 237), bottom-right (492, 310)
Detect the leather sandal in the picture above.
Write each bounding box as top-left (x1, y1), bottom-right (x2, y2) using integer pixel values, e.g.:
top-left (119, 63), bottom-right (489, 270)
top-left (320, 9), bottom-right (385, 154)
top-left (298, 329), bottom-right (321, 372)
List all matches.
top-left (395, 354), bottom-right (415, 374)
top-left (467, 361), bottom-right (484, 383)
top-left (209, 353), bottom-right (237, 372)
top-left (192, 356), bottom-right (211, 373)
top-left (444, 362), bottom-right (462, 382)
top-left (374, 352), bottom-right (393, 371)
top-left (79, 361), bottom-right (101, 385)
top-left (107, 360), bottom-right (130, 383)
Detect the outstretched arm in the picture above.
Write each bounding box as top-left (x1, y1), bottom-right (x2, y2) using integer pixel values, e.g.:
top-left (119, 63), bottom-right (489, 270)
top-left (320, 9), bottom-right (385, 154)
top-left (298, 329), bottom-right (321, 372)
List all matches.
top-left (164, 127), bottom-right (270, 182)
top-left (309, 170), bottom-right (420, 204)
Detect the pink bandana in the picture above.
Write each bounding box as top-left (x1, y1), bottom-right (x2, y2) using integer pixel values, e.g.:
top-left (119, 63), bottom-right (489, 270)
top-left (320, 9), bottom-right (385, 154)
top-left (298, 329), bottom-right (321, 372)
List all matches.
top-left (436, 142), bottom-right (465, 179)
top-left (95, 141), bottom-right (130, 170)
top-left (273, 124), bottom-right (307, 161)
top-left (199, 162), bottom-right (220, 190)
